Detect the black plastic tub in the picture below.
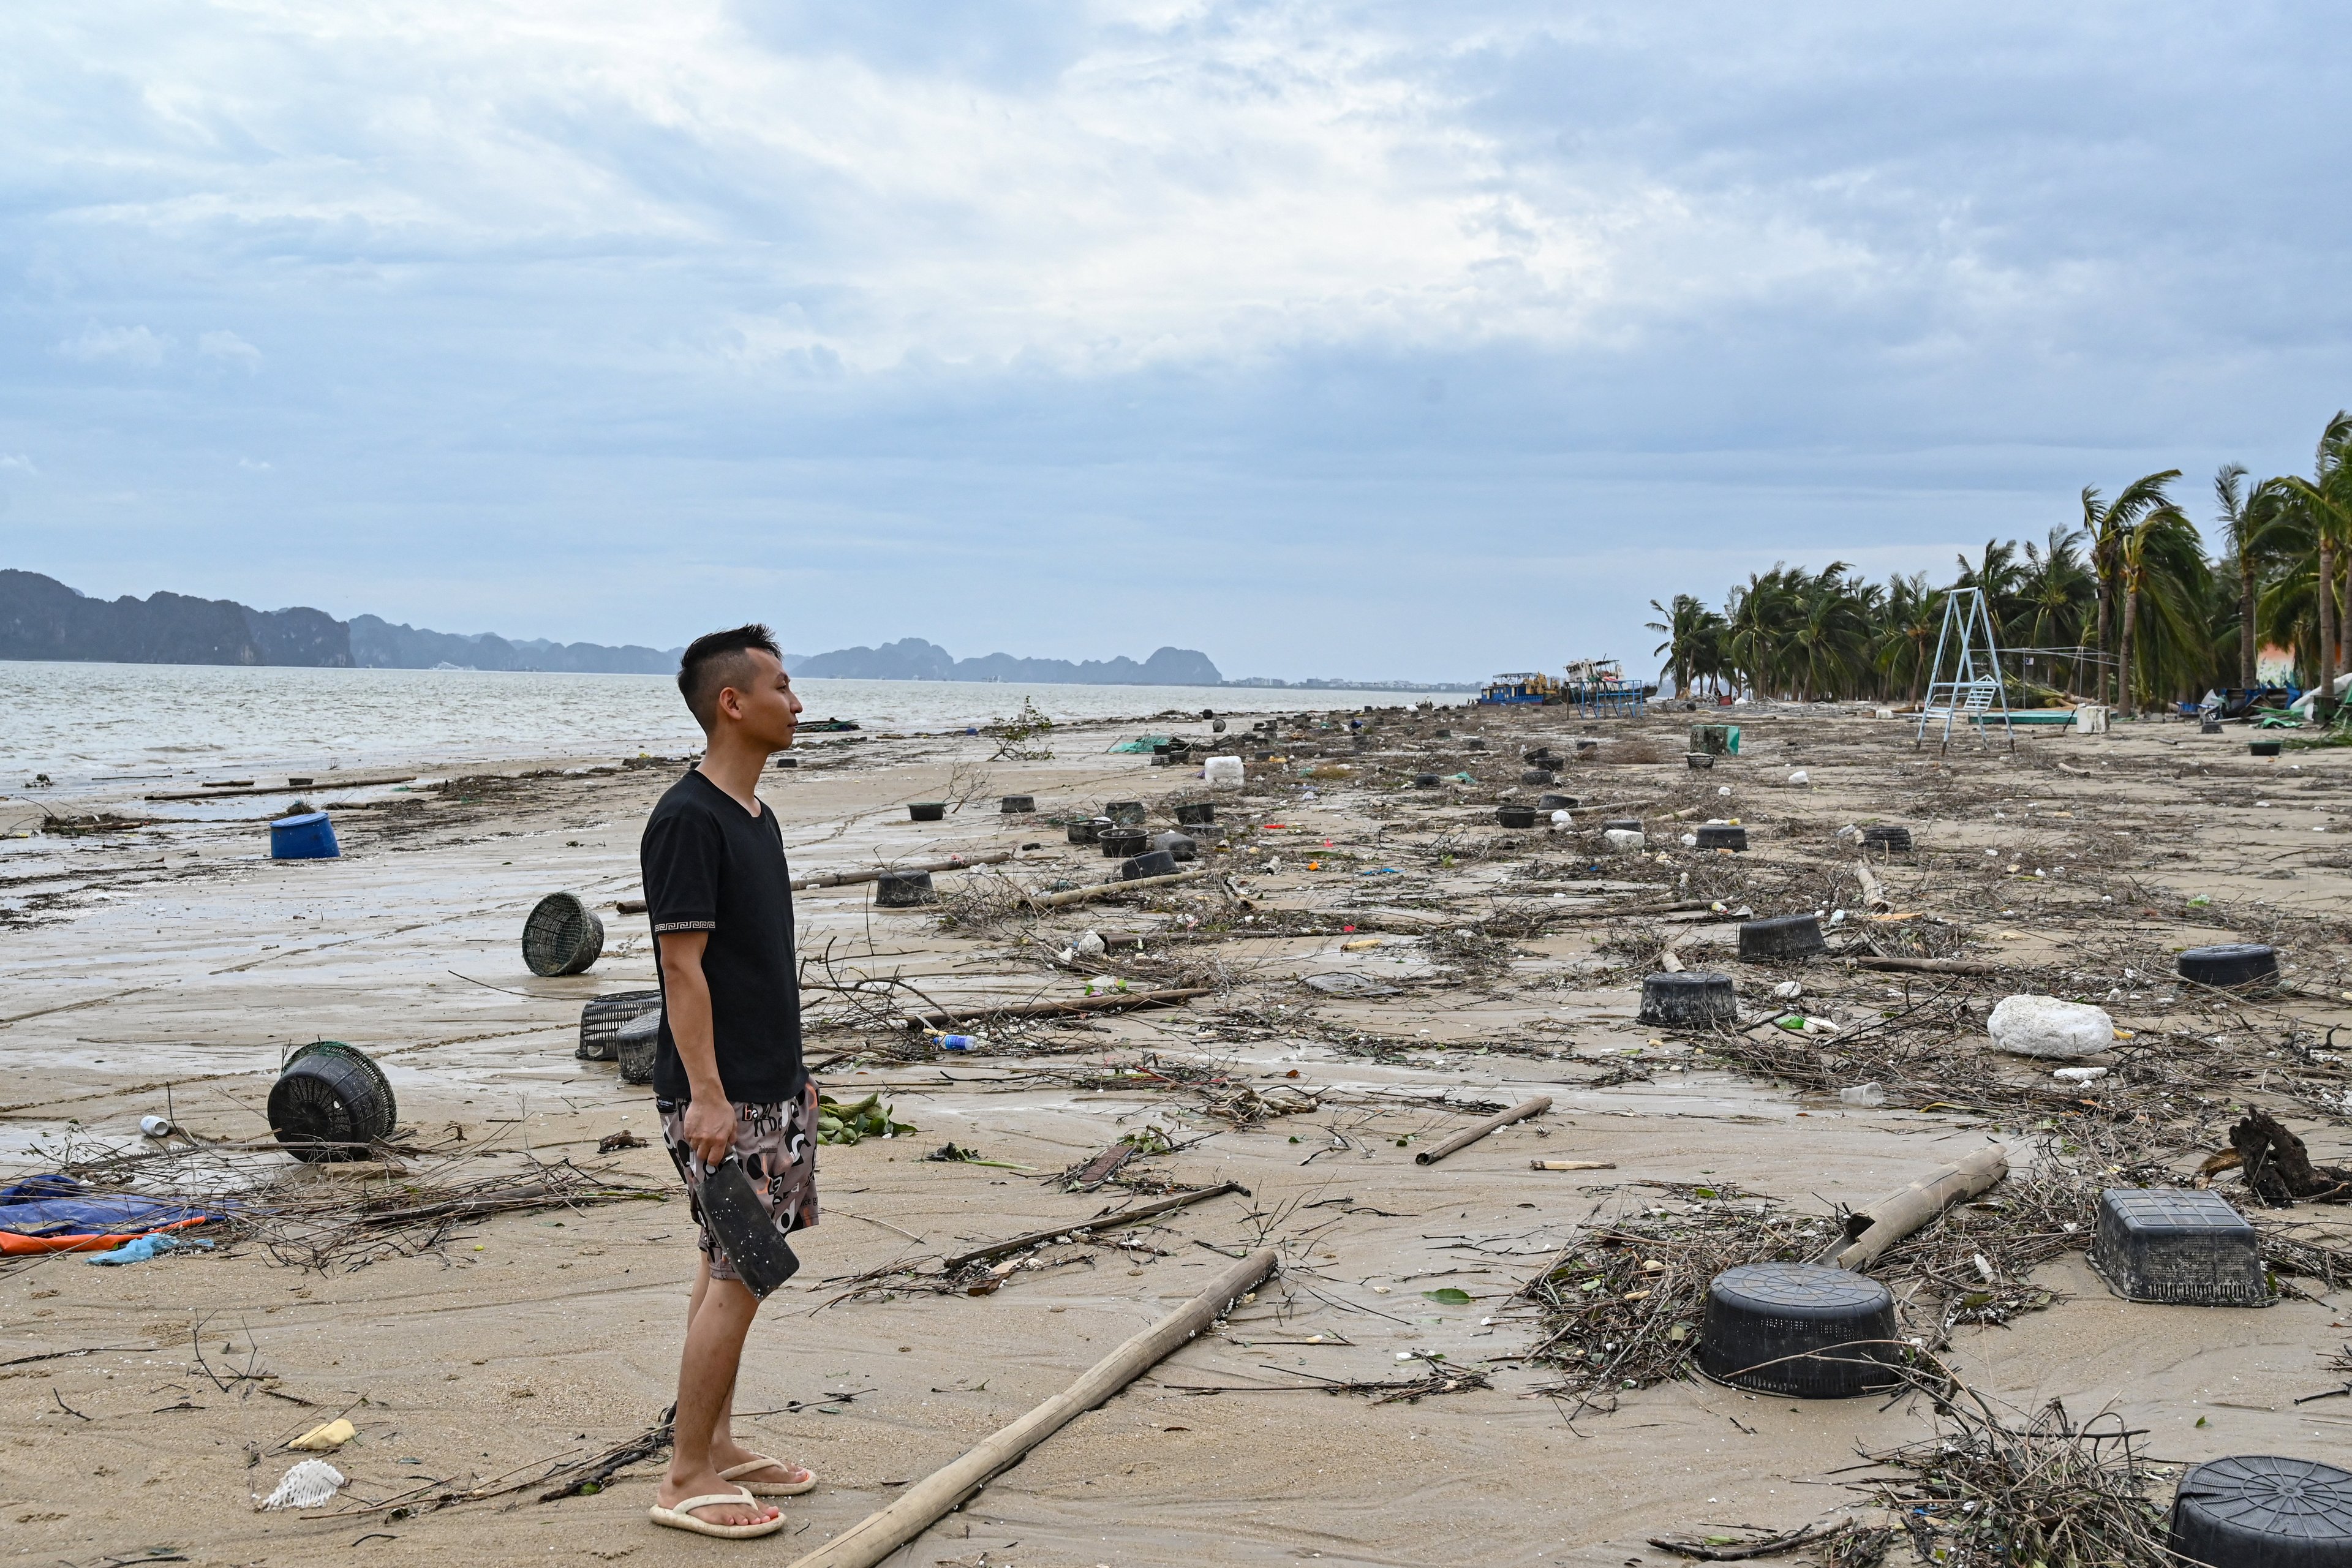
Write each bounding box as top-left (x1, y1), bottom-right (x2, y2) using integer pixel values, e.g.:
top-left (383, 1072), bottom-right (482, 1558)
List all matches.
top-left (1120, 849), bottom-right (1179, 880)
top-left (1000, 794), bottom-right (1036, 814)
top-left (1496, 805), bottom-right (1539, 829)
top-left (2177, 943), bottom-right (2280, 989)
top-left (1099, 827), bottom-right (1148, 859)
top-left (1103, 801), bottom-right (1147, 826)
top-left (1695, 824), bottom-right (1748, 851)
top-left (1414, 773), bottom-right (1441, 788)
top-left (1700, 1263), bottom-right (1899, 1398)
top-left (1151, 831), bottom-right (1198, 862)
top-left (908, 802), bottom-right (947, 822)
top-left (1174, 802), bottom-right (1216, 825)
top-left (2251, 741), bottom-right (2283, 757)
top-left (1685, 751), bottom-right (1715, 769)
top-left (2171, 1457), bottom-right (2352, 1568)
top-left (1740, 913), bottom-right (1826, 961)
top-left (1537, 793), bottom-right (1579, 811)
top-left (1520, 767), bottom-right (1558, 785)
top-left (875, 870), bottom-right (938, 908)
top-left (1068, 817), bottom-right (1106, 845)
top-left (1640, 972), bottom-right (1737, 1028)
top-left (1860, 824), bottom-right (1912, 852)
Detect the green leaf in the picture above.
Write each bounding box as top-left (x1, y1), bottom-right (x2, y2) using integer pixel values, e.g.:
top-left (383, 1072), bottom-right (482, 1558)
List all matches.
top-left (2195, 1415), bottom-right (2207, 1428)
top-left (1423, 1287), bottom-right (1472, 1305)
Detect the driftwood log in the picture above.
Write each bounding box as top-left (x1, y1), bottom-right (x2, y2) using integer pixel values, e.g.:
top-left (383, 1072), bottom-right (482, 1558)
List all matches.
top-left (2229, 1107), bottom-right (2352, 1204)
top-left (1413, 1096), bottom-right (1551, 1166)
top-left (899, 987), bottom-right (1211, 1028)
top-left (937, 1182), bottom-right (1249, 1273)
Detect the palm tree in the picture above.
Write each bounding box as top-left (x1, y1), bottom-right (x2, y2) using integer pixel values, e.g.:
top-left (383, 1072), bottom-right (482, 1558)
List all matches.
top-left (2082, 472), bottom-right (2184, 706)
top-left (1646, 594), bottom-right (1726, 698)
top-left (2114, 502), bottom-right (2209, 716)
top-left (2212, 465), bottom-right (2293, 688)
top-left (2280, 412), bottom-right (2352, 709)
top-left (2010, 526), bottom-right (2094, 692)
top-left (1724, 567), bottom-right (1803, 698)
top-left (1782, 565), bottom-right (1871, 702)
top-left (1874, 573), bottom-right (1942, 706)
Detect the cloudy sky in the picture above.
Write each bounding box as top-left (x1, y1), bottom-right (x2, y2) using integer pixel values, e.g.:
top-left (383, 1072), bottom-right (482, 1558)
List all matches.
top-left (4, 2), bottom-right (2346, 682)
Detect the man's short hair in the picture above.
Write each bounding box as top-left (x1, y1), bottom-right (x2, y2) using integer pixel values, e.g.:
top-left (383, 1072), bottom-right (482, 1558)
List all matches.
top-left (677, 624), bottom-right (783, 731)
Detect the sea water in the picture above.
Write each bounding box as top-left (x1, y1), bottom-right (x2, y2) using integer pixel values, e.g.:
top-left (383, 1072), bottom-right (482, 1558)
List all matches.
top-left (1, 661), bottom-right (1448, 793)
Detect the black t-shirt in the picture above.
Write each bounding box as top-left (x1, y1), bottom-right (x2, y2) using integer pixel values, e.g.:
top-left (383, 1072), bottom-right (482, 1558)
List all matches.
top-left (640, 769), bottom-right (803, 1104)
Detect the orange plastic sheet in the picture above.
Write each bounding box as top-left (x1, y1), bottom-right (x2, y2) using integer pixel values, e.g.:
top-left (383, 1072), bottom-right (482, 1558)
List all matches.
top-left (0, 1217), bottom-right (211, 1255)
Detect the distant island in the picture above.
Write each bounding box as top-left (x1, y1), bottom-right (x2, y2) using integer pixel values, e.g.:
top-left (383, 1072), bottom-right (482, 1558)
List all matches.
top-left (0, 570), bottom-right (1470, 688)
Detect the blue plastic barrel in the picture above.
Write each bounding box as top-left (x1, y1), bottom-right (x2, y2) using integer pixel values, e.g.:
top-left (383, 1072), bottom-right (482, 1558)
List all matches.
top-left (270, 811), bottom-right (341, 859)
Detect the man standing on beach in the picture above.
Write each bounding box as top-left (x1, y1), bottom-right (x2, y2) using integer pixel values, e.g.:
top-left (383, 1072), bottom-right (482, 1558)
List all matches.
top-left (641, 625), bottom-right (815, 1540)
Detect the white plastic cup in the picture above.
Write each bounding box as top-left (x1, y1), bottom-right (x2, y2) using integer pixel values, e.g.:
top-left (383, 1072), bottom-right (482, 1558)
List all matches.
top-left (140, 1115), bottom-right (172, 1137)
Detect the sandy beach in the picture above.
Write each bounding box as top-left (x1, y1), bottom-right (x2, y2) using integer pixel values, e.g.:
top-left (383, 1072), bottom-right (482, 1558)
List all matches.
top-left (3, 704), bottom-right (2348, 1567)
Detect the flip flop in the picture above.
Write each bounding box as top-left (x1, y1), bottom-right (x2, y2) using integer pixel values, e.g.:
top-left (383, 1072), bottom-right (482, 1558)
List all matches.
top-left (718, 1455), bottom-right (819, 1496)
top-left (647, 1490), bottom-right (785, 1539)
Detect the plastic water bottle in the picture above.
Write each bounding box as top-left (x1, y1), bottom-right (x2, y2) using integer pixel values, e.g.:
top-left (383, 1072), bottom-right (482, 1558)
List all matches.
top-left (936, 1034), bottom-right (976, 1052)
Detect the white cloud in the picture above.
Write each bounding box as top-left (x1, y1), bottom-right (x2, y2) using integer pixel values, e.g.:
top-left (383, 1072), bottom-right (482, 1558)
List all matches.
top-left (237, 457), bottom-right (273, 471)
top-left (198, 330), bottom-right (262, 369)
top-left (0, 454), bottom-right (35, 475)
top-left (59, 325), bottom-right (169, 366)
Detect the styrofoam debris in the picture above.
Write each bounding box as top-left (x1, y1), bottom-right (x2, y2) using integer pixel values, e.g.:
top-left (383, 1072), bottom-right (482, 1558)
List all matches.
top-left (260, 1460), bottom-right (345, 1510)
top-left (1989, 995), bottom-right (2117, 1059)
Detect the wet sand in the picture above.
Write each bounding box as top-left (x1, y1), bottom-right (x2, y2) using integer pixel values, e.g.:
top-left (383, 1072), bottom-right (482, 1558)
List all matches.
top-left (2, 708), bottom-right (2348, 1566)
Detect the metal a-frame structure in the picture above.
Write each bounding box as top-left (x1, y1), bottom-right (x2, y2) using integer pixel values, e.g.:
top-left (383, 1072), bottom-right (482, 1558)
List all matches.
top-left (1915, 587), bottom-right (2015, 751)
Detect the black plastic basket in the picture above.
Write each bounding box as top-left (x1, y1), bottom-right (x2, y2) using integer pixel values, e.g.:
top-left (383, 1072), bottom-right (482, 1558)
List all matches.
top-left (1741, 913), bottom-right (1826, 961)
top-left (1700, 1263), bottom-right (1899, 1398)
top-left (578, 990), bottom-right (663, 1061)
top-left (522, 893), bottom-right (605, 977)
top-left (270, 1044), bottom-right (398, 1161)
top-left (2172, 1456), bottom-right (2352, 1568)
top-left (875, 870), bottom-right (937, 907)
top-left (1640, 972), bottom-right (1737, 1028)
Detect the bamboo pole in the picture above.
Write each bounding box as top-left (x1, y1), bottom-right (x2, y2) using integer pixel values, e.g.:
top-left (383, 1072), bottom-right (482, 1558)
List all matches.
top-left (1412, 1095), bottom-right (1551, 1166)
top-left (782, 1248), bottom-right (1280, 1568)
top-left (898, 987), bottom-right (1210, 1028)
top-left (797, 850), bottom-right (1017, 892)
top-left (1833, 1144), bottom-right (2008, 1272)
top-left (1023, 869), bottom-right (1210, 908)
top-left (937, 1182), bottom-right (1248, 1273)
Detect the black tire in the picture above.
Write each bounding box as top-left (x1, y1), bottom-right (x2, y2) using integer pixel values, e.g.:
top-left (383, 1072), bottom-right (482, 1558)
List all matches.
top-left (1696, 825), bottom-right (1748, 851)
top-left (1740, 913), bottom-right (1826, 961)
top-left (1700, 1263), bottom-right (1898, 1398)
top-left (579, 990), bottom-right (662, 1061)
top-left (2178, 943), bottom-right (2280, 989)
top-left (1640, 972), bottom-right (1736, 1028)
top-left (2172, 1456), bottom-right (2352, 1568)
top-left (875, 870), bottom-right (937, 907)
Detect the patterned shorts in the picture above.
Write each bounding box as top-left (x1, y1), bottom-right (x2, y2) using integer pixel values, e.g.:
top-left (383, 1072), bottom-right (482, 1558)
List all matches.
top-left (655, 1084), bottom-right (820, 1283)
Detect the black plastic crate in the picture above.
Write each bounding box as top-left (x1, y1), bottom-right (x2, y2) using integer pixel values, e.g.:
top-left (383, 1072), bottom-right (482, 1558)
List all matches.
top-left (2088, 1188), bottom-right (2270, 1307)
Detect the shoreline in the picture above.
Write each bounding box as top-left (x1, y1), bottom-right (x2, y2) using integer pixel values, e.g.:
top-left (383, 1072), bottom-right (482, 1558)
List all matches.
top-left (1, 703), bottom-right (2345, 1564)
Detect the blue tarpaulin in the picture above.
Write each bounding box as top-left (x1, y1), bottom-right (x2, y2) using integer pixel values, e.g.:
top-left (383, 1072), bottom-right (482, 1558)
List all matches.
top-left (0, 1175), bottom-right (214, 1237)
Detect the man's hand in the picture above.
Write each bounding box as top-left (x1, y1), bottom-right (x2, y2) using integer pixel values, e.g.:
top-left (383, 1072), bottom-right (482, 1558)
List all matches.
top-left (682, 1095), bottom-right (737, 1168)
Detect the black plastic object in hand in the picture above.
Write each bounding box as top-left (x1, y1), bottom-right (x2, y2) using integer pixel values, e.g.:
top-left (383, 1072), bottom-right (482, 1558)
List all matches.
top-left (698, 1157), bottom-right (801, 1300)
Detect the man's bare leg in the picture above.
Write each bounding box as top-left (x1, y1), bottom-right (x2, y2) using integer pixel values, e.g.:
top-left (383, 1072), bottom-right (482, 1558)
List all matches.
top-left (656, 1261), bottom-right (775, 1527)
top-left (681, 1254), bottom-right (814, 1489)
